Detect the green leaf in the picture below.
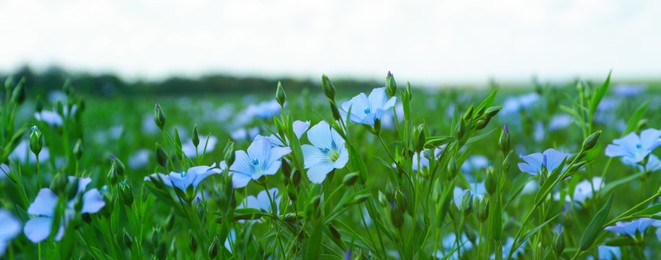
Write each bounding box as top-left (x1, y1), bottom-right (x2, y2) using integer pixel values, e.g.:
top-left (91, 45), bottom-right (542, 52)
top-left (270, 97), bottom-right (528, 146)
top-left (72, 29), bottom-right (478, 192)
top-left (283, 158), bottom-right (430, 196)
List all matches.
top-left (589, 71), bottom-right (611, 116)
top-left (631, 204), bottom-right (661, 218)
top-left (623, 100), bottom-right (649, 135)
top-left (465, 128), bottom-right (497, 145)
top-left (424, 136), bottom-right (456, 148)
top-left (579, 193), bottom-right (614, 251)
top-left (475, 89), bottom-right (499, 113)
top-left (304, 221), bottom-right (324, 259)
top-left (510, 214), bottom-right (560, 257)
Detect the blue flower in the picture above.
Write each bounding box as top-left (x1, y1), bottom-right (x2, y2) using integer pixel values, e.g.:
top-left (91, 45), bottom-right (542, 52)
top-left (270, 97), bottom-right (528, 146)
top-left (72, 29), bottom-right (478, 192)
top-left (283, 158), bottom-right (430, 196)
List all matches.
top-left (301, 121), bottom-right (349, 184)
top-left (518, 148), bottom-right (570, 175)
top-left (0, 209), bottom-right (21, 256)
top-left (230, 136), bottom-right (291, 188)
top-left (146, 163), bottom-right (225, 191)
top-left (595, 246), bottom-right (621, 260)
top-left (341, 87), bottom-right (397, 126)
top-left (605, 129), bottom-right (661, 163)
top-left (434, 233), bottom-right (473, 260)
top-left (24, 177), bottom-right (106, 243)
top-left (604, 218), bottom-right (660, 237)
top-left (554, 177), bottom-right (603, 204)
top-left (238, 188), bottom-right (279, 212)
top-left (623, 154), bottom-right (661, 173)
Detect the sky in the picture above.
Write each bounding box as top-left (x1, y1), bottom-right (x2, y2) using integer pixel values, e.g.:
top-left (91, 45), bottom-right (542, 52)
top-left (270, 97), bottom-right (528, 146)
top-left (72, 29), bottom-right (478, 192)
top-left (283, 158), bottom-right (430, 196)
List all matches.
top-left (1, 0), bottom-right (660, 85)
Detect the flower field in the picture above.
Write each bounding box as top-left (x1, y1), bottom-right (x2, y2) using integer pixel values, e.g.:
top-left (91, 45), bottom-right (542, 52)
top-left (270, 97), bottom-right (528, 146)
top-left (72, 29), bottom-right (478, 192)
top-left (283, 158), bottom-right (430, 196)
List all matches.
top-left (1, 73), bottom-right (661, 259)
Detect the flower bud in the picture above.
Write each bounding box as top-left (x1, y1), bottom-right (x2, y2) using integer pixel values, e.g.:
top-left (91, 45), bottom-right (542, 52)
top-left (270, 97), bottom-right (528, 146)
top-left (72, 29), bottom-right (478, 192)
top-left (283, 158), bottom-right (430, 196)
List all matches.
top-left (342, 172), bottom-right (359, 186)
top-left (73, 139), bottom-right (83, 160)
top-left (154, 104), bottom-right (166, 130)
top-left (120, 181), bottom-right (134, 206)
top-left (329, 224), bottom-right (342, 241)
top-left (455, 119), bottom-right (465, 139)
top-left (291, 170), bottom-right (301, 187)
top-left (29, 125), bottom-right (43, 156)
top-left (50, 172), bottom-right (68, 194)
top-left (373, 119), bottom-right (381, 134)
top-left (413, 124), bottom-right (426, 152)
top-left (460, 191), bottom-right (473, 216)
top-left (477, 197), bottom-right (490, 222)
top-left (276, 81), bottom-right (286, 107)
top-left (390, 205), bottom-right (404, 229)
top-left (405, 82), bottom-right (413, 102)
top-left (287, 186), bottom-right (297, 202)
top-left (485, 167), bottom-right (497, 195)
top-left (502, 151), bottom-right (513, 172)
top-left (394, 190), bottom-right (408, 213)
top-left (378, 191), bottom-right (389, 208)
top-left (111, 156), bottom-right (126, 177)
top-left (484, 106), bottom-right (502, 119)
top-left (223, 140), bottom-right (235, 166)
top-left (66, 178), bottom-right (80, 200)
top-left (192, 124), bottom-right (200, 148)
top-left (156, 143), bottom-right (169, 168)
top-left (498, 124), bottom-right (510, 153)
top-left (582, 130), bottom-right (601, 151)
top-left (447, 157), bottom-right (458, 179)
top-left (474, 118), bottom-right (490, 130)
top-left (385, 71), bottom-right (397, 97)
top-left (321, 74), bottom-right (336, 100)
top-left (4, 77), bottom-right (12, 92)
top-left (189, 231), bottom-right (198, 252)
top-left (208, 236), bottom-right (219, 259)
top-left (281, 160), bottom-right (292, 179)
top-left (107, 164), bottom-right (119, 186)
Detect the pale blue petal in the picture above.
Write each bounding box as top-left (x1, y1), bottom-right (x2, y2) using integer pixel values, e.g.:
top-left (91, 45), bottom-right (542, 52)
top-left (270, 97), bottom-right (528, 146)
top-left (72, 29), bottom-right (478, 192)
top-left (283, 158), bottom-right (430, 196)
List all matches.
top-left (307, 163), bottom-right (334, 184)
top-left (302, 145), bottom-right (327, 168)
top-left (24, 217), bottom-right (52, 243)
top-left (640, 128), bottom-right (661, 151)
top-left (28, 189), bottom-right (58, 217)
top-left (307, 121), bottom-right (333, 149)
top-left (263, 160), bottom-right (282, 177)
top-left (268, 147), bottom-right (291, 165)
top-left (192, 168), bottom-right (222, 188)
top-left (247, 137), bottom-right (272, 165)
top-left (292, 120), bottom-right (310, 139)
top-left (82, 189), bottom-right (106, 214)
top-left (368, 87), bottom-right (387, 111)
top-left (166, 171), bottom-right (196, 191)
top-left (543, 149), bottom-right (568, 172)
top-left (518, 163), bottom-right (539, 175)
top-left (605, 144), bottom-right (626, 158)
top-left (67, 177), bottom-right (92, 193)
top-left (230, 151), bottom-right (253, 177)
top-left (231, 173), bottom-right (252, 188)
top-left (382, 96), bottom-right (397, 111)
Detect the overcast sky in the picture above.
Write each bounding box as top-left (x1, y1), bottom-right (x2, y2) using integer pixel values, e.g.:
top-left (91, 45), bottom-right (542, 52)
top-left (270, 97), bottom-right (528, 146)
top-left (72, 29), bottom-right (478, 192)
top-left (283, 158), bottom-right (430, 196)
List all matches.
top-left (1, 0), bottom-right (659, 85)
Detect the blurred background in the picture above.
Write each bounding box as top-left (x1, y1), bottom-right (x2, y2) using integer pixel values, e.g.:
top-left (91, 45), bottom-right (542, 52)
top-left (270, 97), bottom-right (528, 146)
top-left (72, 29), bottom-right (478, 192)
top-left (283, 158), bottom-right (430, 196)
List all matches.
top-left (1, 0), bottom-right (660, 95)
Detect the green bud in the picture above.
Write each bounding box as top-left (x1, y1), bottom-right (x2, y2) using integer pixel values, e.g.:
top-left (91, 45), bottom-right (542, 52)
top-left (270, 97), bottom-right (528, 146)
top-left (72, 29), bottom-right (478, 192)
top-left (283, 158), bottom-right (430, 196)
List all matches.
top-left (73, 139), bottom-right (83, 160)
top-left (498, 124), bottom-right (510, 153)
top-left (276, 81), bottom-right (286, 107)
top-left (189, 231), bottom-right (198, 252)
top-left (477, 197), bottom-right (490, 222)
top-left (66, 178), bottom-right (80, 200)
top-left (120, 181), bottom-right (134, 206)
top-left (342, 172), bottom-right (359, 186)
top-left (460, 191), bottom-right (473, 216)
top-left (281, 160), bottom-right (292, 179)
top-left (394, 190), bottom-right (408, 213)
top-left (474, 118), bottom-right (490, 130)
top-left (462, 105), bottom-right (474, 121)
top-left (405, 82), bottom-right (412, 102)
top-left (291, 169), bottom-right (301, 187)
top-left (107, 164), bottom-right (119, 186)
top-left (112, 156), bottom-right (126, 177)
top-left (173, 128), bottom-right (183, 159)
top-left (456, 119), bottom-right (465, 139)
top-left (485, 167), bottom-right (497, 195)
top-left (29, 125), bottom-right (43, 156)
top-left (390, 206), bottom-right (404, 229)
top-left (373, 119), bottom-right (381, 135)
top-left (378, 191), bottom-right (389, 208)
top-left (50, 173), bottom-right (68, 194)
top-left (4, 77), bottom-right (12, 92)
top-left (447, 157), bottom-right (458, 179)
top-left (329, 224), bottom-right (342, 241)
top-left (385, 71), bottom-right (397, 97)
top-left (287, 186), bottom-right (297, 202)
top-left (123, 229), bottom-right (133, 249)
top-left (154, 104), bottom-right (166, 130)
top-left (413, 124), bottom-right (425, 152)
top-left (321, 74), bottom-right (336, 100)
top-left (484, 106), bottom-right (502, 119)
top-left (582, 130), bottom-right (601, 151)
top-left (156, 143), bottom-right (169, 168)
top-left (223, 139), bottom-right (235, 166)
top-left (192, 124), bottom-right (200, 148)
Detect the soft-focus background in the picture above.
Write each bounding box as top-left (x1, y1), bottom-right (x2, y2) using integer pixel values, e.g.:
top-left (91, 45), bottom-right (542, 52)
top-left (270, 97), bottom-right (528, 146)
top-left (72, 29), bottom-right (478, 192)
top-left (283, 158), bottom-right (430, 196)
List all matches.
top-left (1, 0), bottom-right (660, 92)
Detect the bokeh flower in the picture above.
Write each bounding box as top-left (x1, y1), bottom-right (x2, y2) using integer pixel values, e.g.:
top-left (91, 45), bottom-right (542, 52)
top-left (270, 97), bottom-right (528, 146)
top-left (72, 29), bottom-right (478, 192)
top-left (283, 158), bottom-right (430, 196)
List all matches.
top-left (230, 137), bottom-right (291, 188)
top-left (604, 218), bottom-right (660, 237)
top-left (341, 87), bottom-right (396, 126)
top-left (554, 177), bottom-right (603, 204)
top-left (301, 121), bottom-right (349, 184)
top-left (24, 177), bottom-right (105, 243)
top-left (518, 148), bottom-right (570, 175)
top-left (605, 129), bottom-right (661, 163)
top-left (0, 209), bottom-right (21, 256)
